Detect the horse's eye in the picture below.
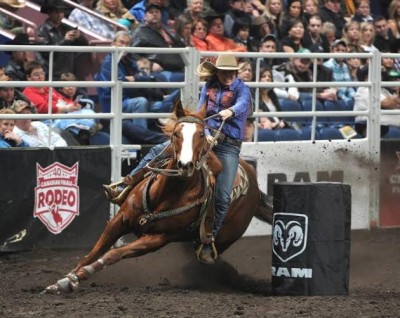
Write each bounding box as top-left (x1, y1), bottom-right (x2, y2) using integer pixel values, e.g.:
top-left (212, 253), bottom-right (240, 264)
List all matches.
top-left (199, 132), bottom-right (205, 138)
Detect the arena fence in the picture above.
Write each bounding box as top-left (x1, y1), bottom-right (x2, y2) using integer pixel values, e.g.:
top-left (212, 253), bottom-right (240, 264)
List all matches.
top-left (0, 45), bottom-right (399, 237)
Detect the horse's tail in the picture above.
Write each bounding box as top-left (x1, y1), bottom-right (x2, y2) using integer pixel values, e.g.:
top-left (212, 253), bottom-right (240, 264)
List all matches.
top-left (255, 191), bottom-right (273, 224)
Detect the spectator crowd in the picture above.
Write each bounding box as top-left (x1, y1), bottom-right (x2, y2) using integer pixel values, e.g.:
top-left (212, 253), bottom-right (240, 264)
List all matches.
top-left (0, 0), bottom-right (399, 147)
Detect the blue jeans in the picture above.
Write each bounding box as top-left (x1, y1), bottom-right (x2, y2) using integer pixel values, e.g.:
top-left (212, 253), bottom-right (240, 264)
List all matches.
top-left (212, 141), bottom-right (241, 237)
top-left (149, 89), bottom-right (180, 113)
top-left (122, 97), bottom-right (149, 129)
top-left (130, 140), bottom-right (170, 175)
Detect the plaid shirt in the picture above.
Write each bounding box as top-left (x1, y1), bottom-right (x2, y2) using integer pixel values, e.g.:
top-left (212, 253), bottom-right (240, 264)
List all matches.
top-left (323, 58), bottom-right (356, 103)
top-left (197, 78), bottom-right (251, 141)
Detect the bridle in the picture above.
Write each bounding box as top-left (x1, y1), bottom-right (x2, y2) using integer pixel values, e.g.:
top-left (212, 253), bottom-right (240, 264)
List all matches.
top-left (146, 114), bottom-right (223, 176)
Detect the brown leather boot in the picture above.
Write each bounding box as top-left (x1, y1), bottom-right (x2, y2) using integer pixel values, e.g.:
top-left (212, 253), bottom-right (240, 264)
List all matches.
top-left (103, 169), bottom-right (147, 205)
top-left (103, 181), bottom-right (123, 201)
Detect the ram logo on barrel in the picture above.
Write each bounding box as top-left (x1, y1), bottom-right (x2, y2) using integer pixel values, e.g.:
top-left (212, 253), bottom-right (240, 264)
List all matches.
top-left (272, 213), bottom-right (308, 262)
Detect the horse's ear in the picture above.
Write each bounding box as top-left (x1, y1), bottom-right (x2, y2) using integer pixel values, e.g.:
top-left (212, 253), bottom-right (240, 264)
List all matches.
top-left (173, 100), bottom-right (185, 119)
top-left (197, 101), bottom-right (207, 119)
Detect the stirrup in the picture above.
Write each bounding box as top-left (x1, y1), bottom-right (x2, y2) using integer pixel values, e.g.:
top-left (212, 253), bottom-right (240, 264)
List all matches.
top-left (103, 181), bottom-right (123, 200)
top-left (195, 240), bottom-right (218, 263)
top-left (111, 185), bottom-right (133, 205)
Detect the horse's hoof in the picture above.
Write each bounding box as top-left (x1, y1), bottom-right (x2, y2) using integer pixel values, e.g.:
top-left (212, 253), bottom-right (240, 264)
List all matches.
top-left (41, 273), bottom-right (80, 295)
top-left (41, 284), bottom-right (61, 295)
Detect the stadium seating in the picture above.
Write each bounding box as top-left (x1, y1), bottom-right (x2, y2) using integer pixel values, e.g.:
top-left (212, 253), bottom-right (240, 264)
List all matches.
top-left (318, 127), bottom-right (344, 140)
top-left (383, 126), bottom-right (400, 139)
top-left (257, 128), bottom-right (277, 141)
top-left (276, 128), bottom-right (301, 141)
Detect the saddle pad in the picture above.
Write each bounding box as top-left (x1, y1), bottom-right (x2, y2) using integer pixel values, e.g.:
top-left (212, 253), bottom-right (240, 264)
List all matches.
top-left (230, 164), bottom-right (249, 202)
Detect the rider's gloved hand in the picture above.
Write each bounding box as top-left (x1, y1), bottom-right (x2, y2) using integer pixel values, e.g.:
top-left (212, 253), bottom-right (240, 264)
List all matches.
top-left (218, 109), bottom-right (234, 121)
top-left (206, 135), bottom-right (217, 146)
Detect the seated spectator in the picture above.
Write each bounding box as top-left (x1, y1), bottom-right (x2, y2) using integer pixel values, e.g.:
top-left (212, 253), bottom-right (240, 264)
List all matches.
top-left (132, 3), bottom-right (186, 82)
top-left (388, 0), bottom-right (400, 40)
top-left (281, 18), bottom-right (307, 53)
top-left (4, 33), bottom-right (48, 82)
top-left (130, 0), bottom-right (169, 25)
top-left (37, 0), bottom-right (89, 80)
top-left (354, 66), bottom-right (400, 137)
top-left (272, 60), bottom-right (304, 125)
top-left (321, 21), bottom-right (337, 46)
top-left (22, 61), bottom-right (102, 145)
top-left (174, 15), bottom-right (194, 47)
top-left (69, 0), bottom-right (119, 40)
top-left (261, 0), bottom-right (284, 38)
top-left (12, 100), bottom-right (68, 147)
top-left (373, 16), bottom-right (396, 53)
top-left (248, 16), bottom-right (274, 52)
top-left (254, 34), bottom-right (283, 68)
top-left (0, 73), bottom-right (32, 109)
top-left (224, 0), bottom-right (252, 39)
top-left (55, 72), bottom-right (110, 145)
top-left (258, 66), bottom-right (292, 132)
top-left (191, 18), bottom-right (209, 51)
top-left (203, 9), bottom-right (247, 52)
top-left (23, 62), bottom-right (80, 115)
top-left (323, 39), bottom-right (356, 110)
top-left (0, 108), bottom-right (29, 148)
top-left (182, 0), bottom-right (204, 23)
top-left (274, 51), bottom-right (327, 126)
top-left (360, 21), bottom-right (378, 53)
top-left (303, 0), bottom-right (320, 23)
top-left (0, 0), bottom-right (27, 34)
top-left (280, 0), bottom-right (308, 37)
top-left (319, 0), bottom-right (347, 38)
top-left (96, 0), bottom-right (137, 32)
top-left (232, 19), bottom-right (254, 51)
top-left (94, 31), bottom-right (170, 145)
top-left (303, 15), bottom-right (330, 53)
top-left (342, 21), bottom-right (364, 53)
top-left (352, 0), bottom-right (374, 23)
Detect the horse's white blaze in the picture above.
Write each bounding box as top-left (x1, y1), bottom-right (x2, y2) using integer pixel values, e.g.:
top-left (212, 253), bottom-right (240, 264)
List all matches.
top-left (179, 123), bottom-right (196, 164)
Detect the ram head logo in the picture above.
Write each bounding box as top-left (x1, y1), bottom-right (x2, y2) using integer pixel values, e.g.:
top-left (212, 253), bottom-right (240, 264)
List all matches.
top-left (272, 213), bottom-right (308, 262)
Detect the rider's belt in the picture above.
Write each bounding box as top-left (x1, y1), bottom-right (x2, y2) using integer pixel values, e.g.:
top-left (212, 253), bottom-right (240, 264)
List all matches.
top-left (222, 135), bottom-right (242, 147)
top-left (210, 129), bottom-right (242, 147)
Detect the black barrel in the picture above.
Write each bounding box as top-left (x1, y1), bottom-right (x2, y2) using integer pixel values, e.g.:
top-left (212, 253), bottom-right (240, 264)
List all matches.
top-left (271, 182), bottom-right (351, 296)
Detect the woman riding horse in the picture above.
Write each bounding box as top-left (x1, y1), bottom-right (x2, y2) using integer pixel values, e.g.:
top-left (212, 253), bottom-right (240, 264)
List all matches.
top-left (104, 53), bottom-right (251, 264)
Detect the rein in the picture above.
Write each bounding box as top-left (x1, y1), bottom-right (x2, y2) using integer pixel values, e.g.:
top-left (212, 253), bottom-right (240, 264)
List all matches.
top-left (146, 114), bottom-right (225, 176)
top-left (139, 163), bottom-right (212, 225)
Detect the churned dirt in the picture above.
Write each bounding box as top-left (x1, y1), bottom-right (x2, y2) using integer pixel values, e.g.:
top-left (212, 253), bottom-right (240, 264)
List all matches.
top-left (0, 228), bottom-right (399, 318)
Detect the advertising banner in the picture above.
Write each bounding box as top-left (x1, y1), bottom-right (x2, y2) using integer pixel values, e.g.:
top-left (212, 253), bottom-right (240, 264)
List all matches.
top-left (380, 140), bottom-right (400, 227)
top-left (271, 182), bottom-right (351, 296)
top-left (0, 147), bottom-right (111, 251)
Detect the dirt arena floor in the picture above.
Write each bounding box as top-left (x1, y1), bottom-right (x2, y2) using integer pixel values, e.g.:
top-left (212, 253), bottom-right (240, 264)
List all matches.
top-left (0, 228), bottom-right (399, 318)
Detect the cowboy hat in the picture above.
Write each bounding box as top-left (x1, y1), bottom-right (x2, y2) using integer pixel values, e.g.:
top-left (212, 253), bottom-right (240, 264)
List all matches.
top-left (0, 0), bottom-right (26, 9)
top-left (40, 0), bottom-right (68, 14)
top-left (195, 60), bottom-right (216, 77)
top-left (214, 54), bottom-right (246, 71)
top-left (11, 100), bottom-right (34, 114)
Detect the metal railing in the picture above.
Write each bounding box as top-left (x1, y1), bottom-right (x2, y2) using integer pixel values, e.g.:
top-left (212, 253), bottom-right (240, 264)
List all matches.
top-left (1, 45), bottom-right (399, 222)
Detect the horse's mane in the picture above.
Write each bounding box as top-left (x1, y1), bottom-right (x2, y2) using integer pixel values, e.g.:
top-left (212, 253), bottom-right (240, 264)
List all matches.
top-left (162, 100), bottom-right (206, 137)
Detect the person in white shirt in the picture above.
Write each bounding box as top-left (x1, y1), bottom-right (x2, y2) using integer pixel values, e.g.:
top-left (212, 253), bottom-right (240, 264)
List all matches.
top-left (12, 100), bottom-right (68, 148)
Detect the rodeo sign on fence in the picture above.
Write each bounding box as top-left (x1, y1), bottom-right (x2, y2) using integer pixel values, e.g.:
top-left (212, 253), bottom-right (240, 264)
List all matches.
top-left (34, 162), bottom-right (80, 234)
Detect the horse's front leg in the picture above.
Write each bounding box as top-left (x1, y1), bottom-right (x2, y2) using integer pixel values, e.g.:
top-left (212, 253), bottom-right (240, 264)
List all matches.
top-left (72, 211), bottom-right (132, 272)
top-left (42, 210), bottom-right (132, 294)
top-left (43, 233), bottom-right (169, 294)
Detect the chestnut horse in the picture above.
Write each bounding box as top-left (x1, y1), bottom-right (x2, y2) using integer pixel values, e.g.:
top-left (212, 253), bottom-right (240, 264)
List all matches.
top-left (43, 101), bottom-right (273, 294)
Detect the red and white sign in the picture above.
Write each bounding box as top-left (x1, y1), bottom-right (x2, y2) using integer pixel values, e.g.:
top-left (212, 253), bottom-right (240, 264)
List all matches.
top-left (34, 162), bottom-right (80, 234)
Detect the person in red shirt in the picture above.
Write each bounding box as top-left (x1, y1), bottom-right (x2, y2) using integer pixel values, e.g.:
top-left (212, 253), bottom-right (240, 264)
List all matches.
top-left (204, 11), bottom-right (247, 52)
